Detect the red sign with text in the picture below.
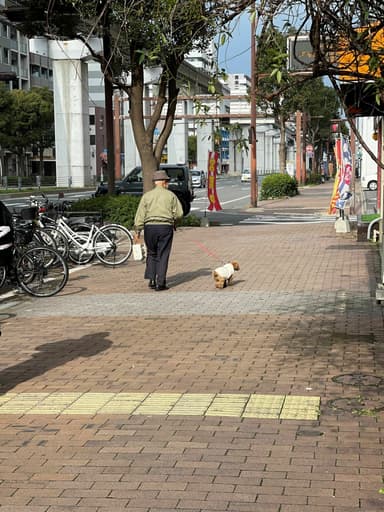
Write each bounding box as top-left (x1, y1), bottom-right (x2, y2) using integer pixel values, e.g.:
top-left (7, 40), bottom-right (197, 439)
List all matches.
top-left (207, 151), bottom-right (222, 211)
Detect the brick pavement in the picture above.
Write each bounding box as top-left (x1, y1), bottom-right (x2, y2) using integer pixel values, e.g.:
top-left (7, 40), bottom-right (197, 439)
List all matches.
top-left (0, 181), bottom-right (383, 511)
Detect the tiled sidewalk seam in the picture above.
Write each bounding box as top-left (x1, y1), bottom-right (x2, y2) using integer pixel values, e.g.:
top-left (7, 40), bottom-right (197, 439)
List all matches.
top-left (0, 392), bottom-right (320, 420)
top-left (11, 290), bottom-right (374, 317)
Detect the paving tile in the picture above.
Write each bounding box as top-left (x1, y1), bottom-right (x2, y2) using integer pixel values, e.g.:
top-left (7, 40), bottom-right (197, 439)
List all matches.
top-left (0, 182), bottom-right (382, 511)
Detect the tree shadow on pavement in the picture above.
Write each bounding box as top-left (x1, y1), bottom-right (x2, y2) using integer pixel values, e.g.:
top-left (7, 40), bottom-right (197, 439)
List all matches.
top-left (0, 332), bottom-right (112, 394)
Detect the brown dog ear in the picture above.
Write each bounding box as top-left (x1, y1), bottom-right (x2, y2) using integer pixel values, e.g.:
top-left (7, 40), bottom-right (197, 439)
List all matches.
top-left (232, 261), bottom-right (240, 271)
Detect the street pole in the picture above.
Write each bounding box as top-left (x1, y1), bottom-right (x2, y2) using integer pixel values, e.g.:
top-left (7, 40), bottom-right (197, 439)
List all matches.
top-left (103, 29), bottom-right (115, 195)
top-left (295, 111), bottom-right (302, 183)
top-left (302, 111), bottom-right (307, 184)
top-left (250, 7), bottom-right (258, 207)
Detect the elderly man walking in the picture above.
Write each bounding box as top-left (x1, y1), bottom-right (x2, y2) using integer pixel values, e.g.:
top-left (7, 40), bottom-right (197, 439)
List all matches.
top-left (134, 170), bottom-right (184, 291)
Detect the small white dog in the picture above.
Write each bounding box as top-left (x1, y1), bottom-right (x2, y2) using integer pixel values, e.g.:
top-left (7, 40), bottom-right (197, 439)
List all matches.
top-left (213, 261), bottom-right (240, 289)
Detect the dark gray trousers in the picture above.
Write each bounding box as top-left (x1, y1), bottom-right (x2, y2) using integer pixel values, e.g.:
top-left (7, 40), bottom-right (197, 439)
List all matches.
top-left (143, 224), bottom-right (174, 285)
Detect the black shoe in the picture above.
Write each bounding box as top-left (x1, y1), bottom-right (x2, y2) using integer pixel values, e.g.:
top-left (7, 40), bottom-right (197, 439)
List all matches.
top-left (155, 284), bottom-right (169, 291)
top-left (148, 279), bottom-right (156, 289)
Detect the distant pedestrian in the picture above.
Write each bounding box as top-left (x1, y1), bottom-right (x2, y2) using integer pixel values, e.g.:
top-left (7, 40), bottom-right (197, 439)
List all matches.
top-left (134, 170), bottom-right (184, 291)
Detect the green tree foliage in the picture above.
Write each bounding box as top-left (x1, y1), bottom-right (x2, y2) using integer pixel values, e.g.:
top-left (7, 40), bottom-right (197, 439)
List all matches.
top-left (28, 87), bottom-right (55, 175)
top-left (290, 79), bottom-right (340, 171)
top-left (0, 85), bottom-right (13, 138)
top-left (256, 24), bottom-right (341, 173)
top-left (188, 135), bottom-right (197, 165)
top-left (4, 0), bottom-right (256, 191)
top-left (0, 86), bottom-right (54, 175)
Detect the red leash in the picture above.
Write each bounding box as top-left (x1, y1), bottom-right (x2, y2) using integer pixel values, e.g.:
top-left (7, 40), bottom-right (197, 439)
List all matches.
top-left (191, 240), bottom-right (225, 264)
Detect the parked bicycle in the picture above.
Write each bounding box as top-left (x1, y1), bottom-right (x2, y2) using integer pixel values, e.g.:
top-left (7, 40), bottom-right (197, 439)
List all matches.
top-left (39, 213), bottom-right (133, 265)
top-left (0, 221), bottom-right (69, 298)
top-left (28, 193), bottom-right (134, 266)
top-left (12, 206), bottom-right (58, 252)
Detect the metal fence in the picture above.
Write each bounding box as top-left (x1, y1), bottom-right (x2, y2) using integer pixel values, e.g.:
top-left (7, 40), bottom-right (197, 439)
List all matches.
top-left (1, 175), bottom-right (57, 190)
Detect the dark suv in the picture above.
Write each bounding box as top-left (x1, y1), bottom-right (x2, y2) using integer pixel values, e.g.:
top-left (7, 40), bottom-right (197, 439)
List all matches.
top-left (95, 164), bottom-right (195, 215)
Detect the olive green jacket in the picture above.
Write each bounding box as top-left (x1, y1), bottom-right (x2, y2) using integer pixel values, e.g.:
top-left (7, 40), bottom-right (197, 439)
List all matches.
top-left (134, 186), bottom-right (184, 232)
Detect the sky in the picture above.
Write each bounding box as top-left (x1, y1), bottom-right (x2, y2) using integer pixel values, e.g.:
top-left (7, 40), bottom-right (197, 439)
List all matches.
top-left (219, 7), bottom-right (306, 77)
top-left (218, 14), bottom-right (252, 76)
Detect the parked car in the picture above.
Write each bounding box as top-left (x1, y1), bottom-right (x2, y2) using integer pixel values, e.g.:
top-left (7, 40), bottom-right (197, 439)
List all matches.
top-left (190, 169), bottom-right (206, 188)
top-left (95, 164), bottom-right (195, 216)
top-left (241, 169), bottom-right (251, 182)
top-left (361, 170), bottom-right (378, 191)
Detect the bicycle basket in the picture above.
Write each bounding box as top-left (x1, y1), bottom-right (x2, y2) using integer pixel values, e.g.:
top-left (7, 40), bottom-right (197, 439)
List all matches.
top-left (20, 206), bottom-right (38, 221)
top-left (14, 226), bottom-right (34, 245)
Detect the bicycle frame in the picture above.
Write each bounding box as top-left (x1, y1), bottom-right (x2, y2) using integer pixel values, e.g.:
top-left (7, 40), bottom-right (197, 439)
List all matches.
top-left (37, 213), bottom-right (133, 266)
top-left (55, 217), bottom-right (98, 251)
top-left (53, 217), bottom-right (119, 261)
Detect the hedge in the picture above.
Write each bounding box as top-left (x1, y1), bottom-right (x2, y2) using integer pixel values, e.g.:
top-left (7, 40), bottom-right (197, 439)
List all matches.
top-left (260, 173), bottom-right (298, 200)
top-left (69, 194), bottom-right (200, 228)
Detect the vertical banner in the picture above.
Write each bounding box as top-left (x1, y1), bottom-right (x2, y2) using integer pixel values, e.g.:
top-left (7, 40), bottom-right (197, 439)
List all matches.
top-left (207, 151), bottom-right (222, 211)
top-left (328, 136), bottom-right (353, 213)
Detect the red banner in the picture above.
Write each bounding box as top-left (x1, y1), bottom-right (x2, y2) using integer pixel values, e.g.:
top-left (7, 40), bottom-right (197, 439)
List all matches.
top-left (207, 151), bottom-right (222, 211)
top-left (328, 137), bottom-right (353, 213)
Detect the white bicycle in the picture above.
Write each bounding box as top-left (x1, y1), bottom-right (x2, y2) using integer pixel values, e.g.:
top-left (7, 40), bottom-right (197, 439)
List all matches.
top-left (43, 216), bottom-right (133, 266)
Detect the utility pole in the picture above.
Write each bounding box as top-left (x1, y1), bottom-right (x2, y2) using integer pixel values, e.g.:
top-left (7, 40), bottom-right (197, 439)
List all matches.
top-left (98, 1), bottom-right (116, 195)
top-left (302, 111), bottom-right (307, 184)
top-left (295, 111), bottom-right (302, 184)
top-left (250, 7), bottom-right (258, 207)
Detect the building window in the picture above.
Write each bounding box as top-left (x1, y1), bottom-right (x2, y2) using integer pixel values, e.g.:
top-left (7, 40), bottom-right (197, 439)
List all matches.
top-left (89, 115), bottom-right (95, 125)
top-left (9, 26), bottom-right (17, 40)
top-left (0, 23), bottom-right (7, 38)
top-left (31, 65), bottom-right (40, 77)
top-left (90, 134), bottom-right (96, 145)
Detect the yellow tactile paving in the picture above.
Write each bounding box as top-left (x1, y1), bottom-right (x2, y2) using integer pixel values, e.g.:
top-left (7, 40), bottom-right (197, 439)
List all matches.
top-left (168, 393), bottom-right (215, 415)
top-left (0, 392), bottom-right (320, 420)
top-left (98, 392), bottom-right (149, 414)
top-left (280, 395), bottom-right (320, 420)
top-left (206, 393), bottom-right (249, 417)
top-left (61, 393), bottom-right (115, 415)
top-left (0, 393), bottom-right (17, 405)
top-left (28, 392), bottom-right (83, 414)
top-left (243, 394), bottom-right (285, 419)
top-left (132, 393), bottom-right (182, 415)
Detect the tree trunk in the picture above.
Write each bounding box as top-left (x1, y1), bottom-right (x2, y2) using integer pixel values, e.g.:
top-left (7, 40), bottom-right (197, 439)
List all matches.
top-left (39, 146), bottom-right (45, 176)
top-left (128, 59), bottom-right (180, 193)
top-left (129, 66), bottom-right (159, 193)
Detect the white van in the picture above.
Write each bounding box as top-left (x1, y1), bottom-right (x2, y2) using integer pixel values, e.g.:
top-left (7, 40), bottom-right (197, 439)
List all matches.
top-left (357, 117), bottom-right (378, 191)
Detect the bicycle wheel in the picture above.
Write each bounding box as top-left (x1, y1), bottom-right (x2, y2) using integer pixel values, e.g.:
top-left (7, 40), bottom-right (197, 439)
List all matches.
top-left (44, 227), bottom-right (69, 259)
top-left (93, 224), bottom-right (133, 266)
top-left (68, 235), bottom-right (95, 265)
top-left (0, 266), bottom-right (6, 288)
top-left (16, 246), bottom-right (69, 297)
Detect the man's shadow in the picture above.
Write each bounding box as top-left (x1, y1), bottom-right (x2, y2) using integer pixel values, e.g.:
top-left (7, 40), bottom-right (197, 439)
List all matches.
top-left (0, 332), bottom-right (112, 394)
